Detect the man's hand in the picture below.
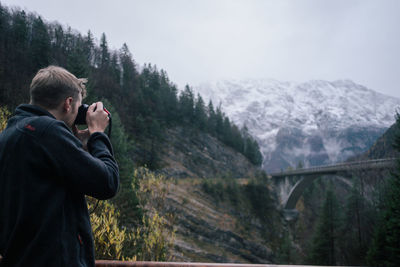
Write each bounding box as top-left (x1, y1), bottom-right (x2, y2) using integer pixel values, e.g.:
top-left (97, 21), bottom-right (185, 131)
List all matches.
top-left (72, 125), bottom-right (90, 150)
top-left (86, 102), bottom-right (109, 135)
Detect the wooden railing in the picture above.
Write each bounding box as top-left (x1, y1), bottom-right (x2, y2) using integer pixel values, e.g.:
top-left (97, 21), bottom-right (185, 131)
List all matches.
top-left (95, 261), bottom-right (349, 267)
top-left (0, 255), bottom-right (359, 266)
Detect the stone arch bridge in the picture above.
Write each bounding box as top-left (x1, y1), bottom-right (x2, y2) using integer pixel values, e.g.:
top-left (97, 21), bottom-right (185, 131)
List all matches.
top-left (270, 158), bottom-right (397, 212)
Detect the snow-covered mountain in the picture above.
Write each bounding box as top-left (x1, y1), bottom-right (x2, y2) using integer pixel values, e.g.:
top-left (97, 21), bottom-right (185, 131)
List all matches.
top-left (195, 79), bottom-right (400, 173)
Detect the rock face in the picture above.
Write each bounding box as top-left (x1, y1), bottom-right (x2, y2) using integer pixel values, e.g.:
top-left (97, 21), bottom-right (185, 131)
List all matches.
top-left (195, 79), bottom-right (400, 172)
top-left (159, 127), bottom-right (260, 178)
top-left (351, 118), bottom-right (400, 161)
top-left (164, 180), bottom-right (275, 263)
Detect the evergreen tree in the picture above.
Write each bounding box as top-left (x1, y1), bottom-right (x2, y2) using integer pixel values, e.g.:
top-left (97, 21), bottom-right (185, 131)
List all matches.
top-left (215, 105), bottom-right (224, 138)
top-left (222, 117), bottom-right (232, 145)
top-left (339, 180), bottom-right (375, 265)
top-left (11, 10), bottom-right (28, 56)
top-left (120, 43), bottom-right (137, 92)
top-left (30, 16), bottom-right (50, 71)
top-left (49, 24), bottom-right (66, 66)
top-left (241, 127), bottom-right (263, 166)
top-left (67, 34), bottom-right (90, 77)
top-left (0, 3), bottom-right (10, 104)
top-left (84, 30), bottom-right (95, 65)
top-left (277, 232), bottom-right (294, 264)
top-left (178, 85), bottom-right (195, 124)
top-left (230, 124), bottom-right (244, 153)
top-left (194, 94), bottom-right (207, 130)
top-left (63, 27), bottom-right (76, 57)
top-left (147, 65), bottom-right (164, 119)
top-left (307, 188), bottom-right (341, 265)
top-left (159, 70), bottom-right (178, 125)
top-left (367, 114), bottom-right (400, 267)
top-left (137, 64), bottom-right (153, 118)
top-left (206, 100), bottom-right (217, 135)
top-left (0, 4), bottom-right (8, 43)
top-left (110, 52), bottom-right (121, 85)
top-left (9, 9), bottom-right (30, 106)
top-left (143, 119), bottom-right (162, 170)
top-left (100, 33), bottom-right (110, 68)
top-left (117, 43), bottom-right (139, 131)
top-left (251, 139), bottom-right (263, 166)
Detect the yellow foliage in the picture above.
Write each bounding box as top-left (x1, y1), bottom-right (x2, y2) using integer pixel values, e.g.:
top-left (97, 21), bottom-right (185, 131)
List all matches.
top-left (130, 209), bottom-right (175, 261)
top-left (88, 168), bottom-right (175, 261)
top-left (0, 106), bottom-right (11, 132)
top-left (88, 199), bottom-right (128, 260)
top-left (131, 168), bottom-right (175, 261)
top-left (135, 168), bottom-right (170, 211)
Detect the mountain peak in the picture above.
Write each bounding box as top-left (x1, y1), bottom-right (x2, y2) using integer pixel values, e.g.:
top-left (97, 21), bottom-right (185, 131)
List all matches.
top-left (195, 79), bottom-right (400, 172)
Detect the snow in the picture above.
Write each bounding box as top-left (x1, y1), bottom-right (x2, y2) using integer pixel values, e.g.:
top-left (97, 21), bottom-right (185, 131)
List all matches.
top-left (195, 79), bottom-right (400, 170)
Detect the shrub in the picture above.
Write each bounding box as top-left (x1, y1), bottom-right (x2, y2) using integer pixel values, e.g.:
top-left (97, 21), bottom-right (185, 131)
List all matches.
top-left (89, 199), bottom-right (128, 260)
top-left (89, 168), bottom-right (175, 261)
top-left (0, 106), bottom-right (11, 132)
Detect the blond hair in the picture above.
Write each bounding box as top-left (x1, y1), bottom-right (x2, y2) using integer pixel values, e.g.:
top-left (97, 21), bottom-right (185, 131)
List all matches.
top-left (30, 66), bottom-right (87, 109)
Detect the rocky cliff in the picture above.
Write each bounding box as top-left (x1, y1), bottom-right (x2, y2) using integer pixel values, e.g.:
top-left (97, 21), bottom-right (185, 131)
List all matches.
top-left (350, 117), bottom-right (400, 161)
top-left (158, 127), bottom-right (261, 178)
top-left (162, 178), bottom-right (283, 263)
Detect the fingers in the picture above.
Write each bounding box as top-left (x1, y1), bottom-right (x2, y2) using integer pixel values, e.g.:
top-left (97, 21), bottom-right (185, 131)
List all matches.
top-left (72, 125), bottom-right (78, 135)
top-left (88, 102), bottom-right (96, 113)
top-left (88, 102), bottom-right (105, 114)
top-left (96, 101), bottom-right (104, 112)
top-left (86, 101), bottom-right (109, 134)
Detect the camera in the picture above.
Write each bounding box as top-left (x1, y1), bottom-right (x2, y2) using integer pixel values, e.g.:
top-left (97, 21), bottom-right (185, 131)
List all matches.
top-left (74, 104), bottom-right (111, 125)
top-left (74, 104), bottom-right (112, 137)
top-left (74, 104), bottom-right (89, 125)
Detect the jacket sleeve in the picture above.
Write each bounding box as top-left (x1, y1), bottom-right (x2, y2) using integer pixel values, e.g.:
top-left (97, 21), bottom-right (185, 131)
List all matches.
top-left (40, 120), bottom-right (119, 200)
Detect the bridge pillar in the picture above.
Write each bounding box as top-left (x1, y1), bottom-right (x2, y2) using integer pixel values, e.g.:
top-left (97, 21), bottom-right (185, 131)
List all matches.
top-left (273, 175), bottom-right (300, 208)
top-left (282, 208), bottom-right (299, 221)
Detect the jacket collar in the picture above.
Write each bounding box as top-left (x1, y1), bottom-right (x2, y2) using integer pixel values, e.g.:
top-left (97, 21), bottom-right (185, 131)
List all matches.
top-left (14, 104), bottom-right (56, 119)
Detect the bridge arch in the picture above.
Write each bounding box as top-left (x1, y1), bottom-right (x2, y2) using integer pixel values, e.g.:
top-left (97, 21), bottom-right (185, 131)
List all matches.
top-left (270, 158), bottom-right (396, 211)
top-left (284, 175), bottom-right (318, 209)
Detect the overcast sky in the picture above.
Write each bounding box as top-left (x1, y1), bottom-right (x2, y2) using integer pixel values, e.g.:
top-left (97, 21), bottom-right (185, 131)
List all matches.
top-left (2, 0), bottom-right (400, 98)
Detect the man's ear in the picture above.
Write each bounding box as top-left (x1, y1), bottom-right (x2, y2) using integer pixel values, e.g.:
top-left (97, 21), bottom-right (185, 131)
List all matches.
top-left (63, 97), bottom-right (74, 112)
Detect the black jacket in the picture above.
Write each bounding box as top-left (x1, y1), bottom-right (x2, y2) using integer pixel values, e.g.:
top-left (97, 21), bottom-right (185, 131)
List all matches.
top-left (0, 104), bottom-right (119, 266)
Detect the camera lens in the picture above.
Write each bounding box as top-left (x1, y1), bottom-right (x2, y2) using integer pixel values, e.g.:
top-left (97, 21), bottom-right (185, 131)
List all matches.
top-left (74, 104), bottom-right (89, 125)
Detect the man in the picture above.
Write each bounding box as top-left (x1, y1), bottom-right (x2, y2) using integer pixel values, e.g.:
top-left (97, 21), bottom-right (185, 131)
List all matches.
top-left (0, 66), bottom-right (119, 266)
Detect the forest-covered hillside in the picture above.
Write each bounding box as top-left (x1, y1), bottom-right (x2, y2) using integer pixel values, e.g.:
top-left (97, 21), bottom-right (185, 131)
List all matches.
top-left (0, 2), bottom-right (264, 262)
top-left (0, 3), bottom-right (262, 170)
top-left (2, 3), bottom-right (400, 266)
